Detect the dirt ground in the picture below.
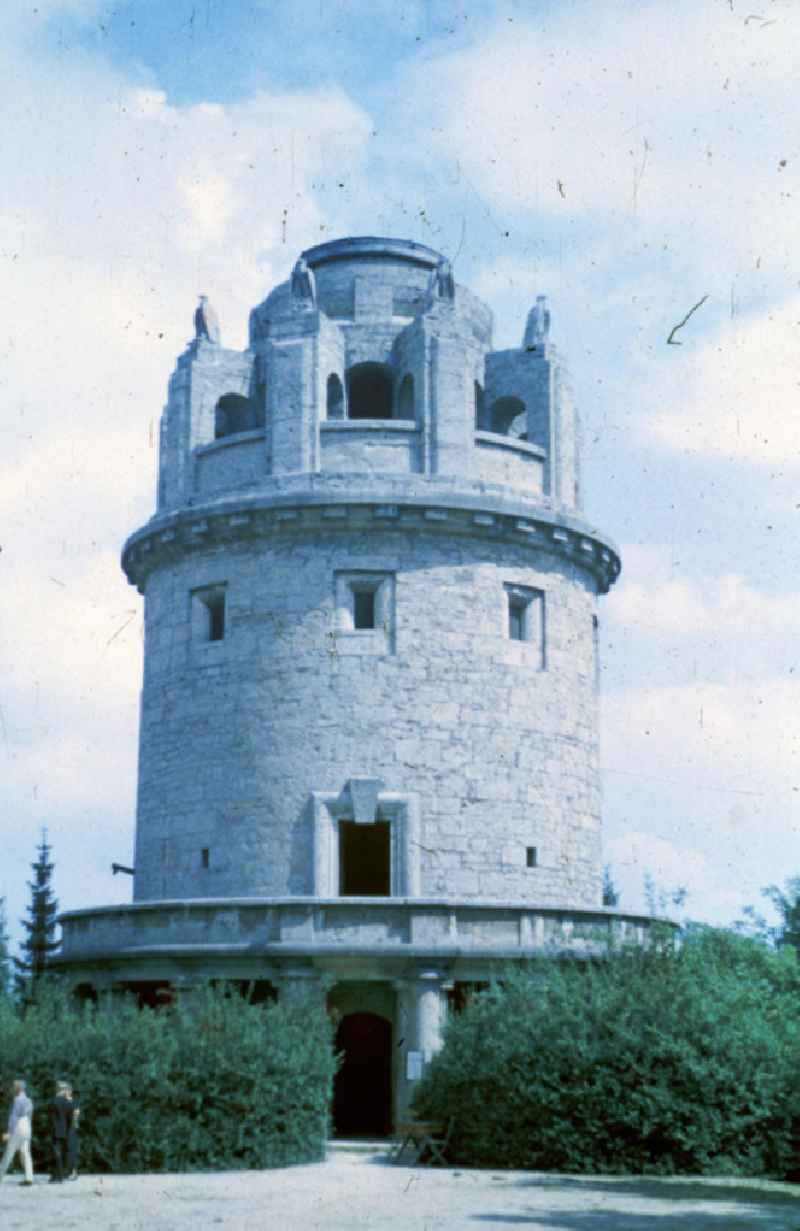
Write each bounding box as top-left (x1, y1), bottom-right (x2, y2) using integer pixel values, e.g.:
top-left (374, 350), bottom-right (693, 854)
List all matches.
top-left (2, 1147), bottom-right (800, 1230)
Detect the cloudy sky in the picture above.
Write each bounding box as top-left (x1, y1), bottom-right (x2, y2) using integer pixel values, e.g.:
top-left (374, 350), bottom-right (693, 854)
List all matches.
top-left (2, 0), bottom-right (798, 951)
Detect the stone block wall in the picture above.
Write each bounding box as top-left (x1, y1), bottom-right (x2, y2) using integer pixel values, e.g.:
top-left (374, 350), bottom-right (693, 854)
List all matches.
top-left (133, 521), bottom-right (601, 908)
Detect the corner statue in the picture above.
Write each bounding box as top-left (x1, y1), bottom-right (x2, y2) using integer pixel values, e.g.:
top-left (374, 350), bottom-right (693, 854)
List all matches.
top-left (194, 294), bottom-right (221, 344)
top-left (429, 257), bottom-right (455, 303)
top-left (523, 295), bottom-right (551, 349)
top-left (291, 257), bottom-right (316, 307)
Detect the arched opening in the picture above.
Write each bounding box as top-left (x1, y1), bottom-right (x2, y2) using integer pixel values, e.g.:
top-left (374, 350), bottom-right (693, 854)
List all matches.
top-left (475, 381), bottom-right (487, 430)
top-left (214, 393), bottom-right (257, 439)
top-left (397, 373), bottom-right (415, 421)
top-left (326, 373), bottom-right (345, 420)
top-left (346, 362), bottom-right (393, 420)
top-left (333, 1012), bottom-right (392, 1137)
top-left (488, 395), bottom-right (527, 439)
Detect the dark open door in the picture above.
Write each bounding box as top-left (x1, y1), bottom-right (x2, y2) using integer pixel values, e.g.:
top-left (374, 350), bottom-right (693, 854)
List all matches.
top-left (333, 1011), bottom-right (392, 1137)
top-left (339, 820), bottom-right (391, 896)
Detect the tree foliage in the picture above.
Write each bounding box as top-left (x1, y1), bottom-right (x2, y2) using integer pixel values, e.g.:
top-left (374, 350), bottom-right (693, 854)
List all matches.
top-left (413, 928), bottom-right (800, 1177)
top-left (602, 865), bottom-right (619, 907)
top-left (0, 899), bottom-right (11, 998)
top-left (15, 830), bottom-right (60, 992)
top-left (0, 982), bottom-right (335, 1172)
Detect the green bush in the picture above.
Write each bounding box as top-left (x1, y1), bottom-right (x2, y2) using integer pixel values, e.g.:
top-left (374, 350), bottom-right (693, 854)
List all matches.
top-left (0, 983), bottom-right (335, 1172)
top-left (413, 928), bottom-right (800, 1176)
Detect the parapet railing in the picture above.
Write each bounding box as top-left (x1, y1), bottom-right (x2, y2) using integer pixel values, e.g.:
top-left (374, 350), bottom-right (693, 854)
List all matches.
top-left (57, 897), bottom-right (666, 960)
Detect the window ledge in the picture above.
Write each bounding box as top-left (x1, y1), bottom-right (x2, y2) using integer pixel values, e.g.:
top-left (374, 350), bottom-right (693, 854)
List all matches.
top-left (475, 431), bottom-right (546, 459)
top-left (196, 429), bottom-right (267, 455)
top-left (321, 419), bottom-right (418, 432)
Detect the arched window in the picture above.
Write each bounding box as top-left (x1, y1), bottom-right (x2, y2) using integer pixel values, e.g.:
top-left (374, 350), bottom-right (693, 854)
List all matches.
top-left (474, 381), bottom-right (487, 430)
top-left (214, 393), bottom-right (256, 439)
top-left (346, 362), bottom-right (393, 420)
top-left (327, 373), bottom-right (345, 420)
top-left (397, 374), bottom-right (415, 421)
top-left (488, 395), bottom-right (526, 439)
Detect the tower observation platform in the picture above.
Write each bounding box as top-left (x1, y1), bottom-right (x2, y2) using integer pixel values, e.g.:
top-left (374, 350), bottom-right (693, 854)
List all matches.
top-left (55, 236), bottom-right (656, 1135)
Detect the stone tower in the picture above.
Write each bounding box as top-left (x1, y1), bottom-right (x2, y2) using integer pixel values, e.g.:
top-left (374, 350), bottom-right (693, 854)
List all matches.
top-left (57, 237), bottom-right (649, 1136)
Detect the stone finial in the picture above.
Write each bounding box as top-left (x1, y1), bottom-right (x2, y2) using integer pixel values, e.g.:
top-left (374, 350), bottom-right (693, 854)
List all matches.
top-left (523, 294), bottom-right (551, 349)
top-left (346, 777), bottom-right (385, 825)
top-left (194, 294), bottom-right (221, 344)
top-left (290, 257), bottom-right (317, 308)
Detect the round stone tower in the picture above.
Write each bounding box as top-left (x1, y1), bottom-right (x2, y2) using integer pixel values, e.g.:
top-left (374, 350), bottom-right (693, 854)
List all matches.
top-left (57, 237), bottom-right (649, 1136)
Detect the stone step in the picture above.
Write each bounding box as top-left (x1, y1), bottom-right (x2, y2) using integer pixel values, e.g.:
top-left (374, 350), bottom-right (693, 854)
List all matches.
top-left (328, 1138), bottom-right (392, 1156)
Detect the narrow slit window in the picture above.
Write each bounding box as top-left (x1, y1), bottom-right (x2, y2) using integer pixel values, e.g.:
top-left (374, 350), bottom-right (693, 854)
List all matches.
top-left (201, 847), bottom-right (210, 869)
top-left (509, 600), bottom-right (526, 642)
top-left (353, 589), bottom-right (376, 630)
top-left (504, 584), bottom-right (546, 666)
top-left (207, 592), bottom-right (225, 641)
top-left (192, 584), bottom-right (228, 646)
top-left (526, 846), bottom-right (538, 868)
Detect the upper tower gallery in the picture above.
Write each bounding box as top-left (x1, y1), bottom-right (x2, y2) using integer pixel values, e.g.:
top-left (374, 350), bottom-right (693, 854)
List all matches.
top-left (120, 236), bottom-right (621, 909)
top-left (152, 236), bottom-right (585, 517)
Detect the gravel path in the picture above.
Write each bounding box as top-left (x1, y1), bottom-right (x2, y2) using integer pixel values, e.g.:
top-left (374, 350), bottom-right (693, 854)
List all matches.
top-left (1, 1149), bottom-right (799, 1229)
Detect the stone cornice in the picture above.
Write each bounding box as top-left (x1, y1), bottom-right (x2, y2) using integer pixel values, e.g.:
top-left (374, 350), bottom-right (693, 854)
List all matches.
top-left (123, 481), bottom-right (621, 595)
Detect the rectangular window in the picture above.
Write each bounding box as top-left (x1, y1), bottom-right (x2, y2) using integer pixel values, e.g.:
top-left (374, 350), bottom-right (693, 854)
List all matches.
top-left (191, 584), bottom-right (228, 646)
top-left (508, 599), bottom-right (526, 641)
top-left (504, 584), bottom-right (545, 667)
top-left (334, 571), bottom-right (395, 653)
top-left (201, 847), bottom-right (210, 869)
top-left (207, 593), bottom-right (225, 641)
top-left (526, 846), bottom-right (538, 868)
top-left (353, 588), bottom-right (377, 630)
top-left (339, 820), bottom-right (391, 896)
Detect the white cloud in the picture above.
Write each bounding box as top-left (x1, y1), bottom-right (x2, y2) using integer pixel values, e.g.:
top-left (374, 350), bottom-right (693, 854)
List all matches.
top-left (404, 2), bottom-right (800, 250)
top-left (605, 676), bottom-right (800, 785)
top-left (607, 558), bottom-right (800, 641)
top-left (604, 828), bottom-right (759, 925)
top-left (645, 299), bottom-right (800, 464)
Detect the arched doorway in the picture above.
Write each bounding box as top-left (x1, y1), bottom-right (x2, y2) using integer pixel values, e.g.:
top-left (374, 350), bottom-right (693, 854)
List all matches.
top-left (333, 1011), bottom-right (392, 1137)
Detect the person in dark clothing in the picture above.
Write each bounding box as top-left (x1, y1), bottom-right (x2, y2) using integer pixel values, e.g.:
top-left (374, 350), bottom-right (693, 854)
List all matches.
top-left (65, 1084), bottom-right (80, 1180)
top-left (49, 1081), bottom-right (73, 1183)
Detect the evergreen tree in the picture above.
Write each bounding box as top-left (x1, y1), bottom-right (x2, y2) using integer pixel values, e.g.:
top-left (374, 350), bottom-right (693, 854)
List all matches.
top-left (0, 898), bottom-right (11, 997)
top-left (15, 830), bottom-right (60, 989)
top-left (602, 865), bottom-right (619, 907)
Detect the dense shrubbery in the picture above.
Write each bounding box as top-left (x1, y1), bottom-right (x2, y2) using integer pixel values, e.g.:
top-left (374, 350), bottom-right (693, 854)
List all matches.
top-left (0, 983), bottom-right (335, 1173)
top-left (414, 928), bottom-right (800, 1176)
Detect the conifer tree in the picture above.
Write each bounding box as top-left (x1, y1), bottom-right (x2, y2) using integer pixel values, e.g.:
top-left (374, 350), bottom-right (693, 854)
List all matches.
top-left (0, 898), bottom-right (11, 996)
top-left (15, 829), bottom-right (60, 988)
top-left (602, 865), bottom-right (619, 907)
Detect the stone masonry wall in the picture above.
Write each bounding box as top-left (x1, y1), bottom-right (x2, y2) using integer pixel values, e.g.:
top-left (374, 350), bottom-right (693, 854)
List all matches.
top-left (134, 524), bottom-right (601, 908)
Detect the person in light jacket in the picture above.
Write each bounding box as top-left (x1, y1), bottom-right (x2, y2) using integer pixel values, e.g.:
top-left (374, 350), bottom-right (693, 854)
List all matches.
top-left (0, 1079), bottom-right (34, 1185)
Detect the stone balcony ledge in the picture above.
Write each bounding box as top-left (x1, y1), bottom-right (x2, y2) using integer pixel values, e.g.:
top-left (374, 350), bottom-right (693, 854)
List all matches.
top-left (56, 898), bottom-right (669, 966)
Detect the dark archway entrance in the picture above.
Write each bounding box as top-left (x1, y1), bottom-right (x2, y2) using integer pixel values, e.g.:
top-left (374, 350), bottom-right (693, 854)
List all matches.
top-left (333, 1011), bottom-right (392, 1137)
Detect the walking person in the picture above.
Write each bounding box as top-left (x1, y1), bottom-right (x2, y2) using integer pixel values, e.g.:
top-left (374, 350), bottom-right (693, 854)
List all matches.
top-left (49, 1080), bottom-right (72, 1183)
top-left (65, 1084), bottom-right (80, 1180)
top-left (0, 1079), bottom-right (34, 1186)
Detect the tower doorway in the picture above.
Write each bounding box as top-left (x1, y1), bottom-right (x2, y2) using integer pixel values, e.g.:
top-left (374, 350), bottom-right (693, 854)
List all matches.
top-left (333, 1011), bottom-right (393, 1137)
top-left (339, 819), bottom-right (391, 895)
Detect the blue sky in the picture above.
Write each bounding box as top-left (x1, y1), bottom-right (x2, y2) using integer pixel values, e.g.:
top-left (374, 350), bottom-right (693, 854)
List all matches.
top-left (2, 0), bottom-right (799, 950)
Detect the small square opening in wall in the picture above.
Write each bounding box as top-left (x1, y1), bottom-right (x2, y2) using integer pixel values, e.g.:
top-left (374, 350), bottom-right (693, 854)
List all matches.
top-left (504, 584), bottom-right (545, 666)
top-left (335, 571), bottom-right (395, 651)
top-left (201, 847), bottom-right (210, 869)
top-left (526, 846), bottom-right (538, 868)
top-left (192, 584), bottom-right (227, 644)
